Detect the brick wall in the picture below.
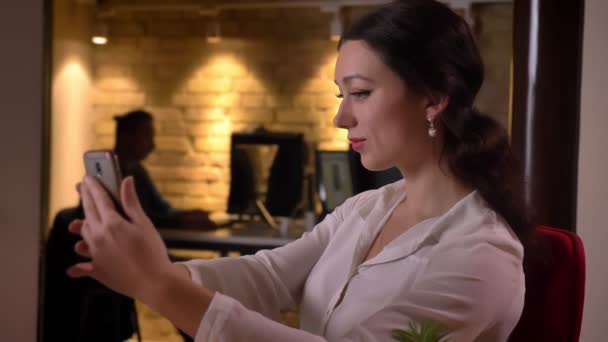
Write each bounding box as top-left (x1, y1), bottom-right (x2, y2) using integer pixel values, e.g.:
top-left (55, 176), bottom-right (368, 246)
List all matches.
top-left (91, 4), bottom-right (512, 215)
top-left (474, 3), bottom-right (513, 129)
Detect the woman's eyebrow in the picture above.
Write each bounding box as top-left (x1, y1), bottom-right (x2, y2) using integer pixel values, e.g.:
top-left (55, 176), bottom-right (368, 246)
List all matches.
top-left (334, 74), bottom-right (375, 85)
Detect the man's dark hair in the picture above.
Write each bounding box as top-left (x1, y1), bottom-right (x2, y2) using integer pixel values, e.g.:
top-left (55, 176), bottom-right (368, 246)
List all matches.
top-left (114, 109), bottom-right (152, 138)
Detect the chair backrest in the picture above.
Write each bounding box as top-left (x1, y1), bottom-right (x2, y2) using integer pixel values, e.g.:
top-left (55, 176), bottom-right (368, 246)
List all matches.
top-left (43, 207), bottom-right (138, 342)
top-left (509, 226), bottom-right (586, 342)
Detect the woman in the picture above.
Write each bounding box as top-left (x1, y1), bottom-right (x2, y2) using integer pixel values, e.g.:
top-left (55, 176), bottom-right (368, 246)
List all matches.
top-left (68, 1), bottom-right (531, 341)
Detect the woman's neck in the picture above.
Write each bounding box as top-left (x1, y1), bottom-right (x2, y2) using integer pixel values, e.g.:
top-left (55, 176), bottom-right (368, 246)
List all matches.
top-left (397, 160), bottom-right (472, 220)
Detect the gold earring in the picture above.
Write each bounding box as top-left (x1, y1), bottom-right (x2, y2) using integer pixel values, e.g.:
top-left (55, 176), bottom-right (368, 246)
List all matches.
top-left (427, 115), bottom-right (437, 138)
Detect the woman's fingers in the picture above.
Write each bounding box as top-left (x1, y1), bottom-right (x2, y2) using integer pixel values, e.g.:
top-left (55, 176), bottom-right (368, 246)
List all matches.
top-left (121, 176), bottom-right (147, 222)
top-left (84, 176), bottom-right (118, 221)
top-left (79, 221), bottom-right (95, 248)
top-left (68, 219), bottom-right (84, 235)
top-left (74, 240), bottom-right (91, 258)
top-left (81, 178), bottom-right (101, 225)
top-left (66, 262), bottom-right (95, 278)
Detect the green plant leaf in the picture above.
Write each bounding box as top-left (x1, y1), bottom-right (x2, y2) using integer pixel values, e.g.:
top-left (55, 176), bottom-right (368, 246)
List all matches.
top-left (391, 320), bottom-right (447, 342)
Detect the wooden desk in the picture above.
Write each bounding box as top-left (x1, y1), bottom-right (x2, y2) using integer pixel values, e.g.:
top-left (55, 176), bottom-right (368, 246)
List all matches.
top-left (159, 221), bottom-right (305, 256)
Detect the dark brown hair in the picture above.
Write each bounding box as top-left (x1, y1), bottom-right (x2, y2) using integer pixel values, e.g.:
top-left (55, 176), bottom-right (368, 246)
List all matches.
top-left (339, 0), bottom-right (532, 242)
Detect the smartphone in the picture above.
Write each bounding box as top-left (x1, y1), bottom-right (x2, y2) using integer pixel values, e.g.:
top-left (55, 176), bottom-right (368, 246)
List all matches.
top-left (83, 150), bottom-right (123, 207)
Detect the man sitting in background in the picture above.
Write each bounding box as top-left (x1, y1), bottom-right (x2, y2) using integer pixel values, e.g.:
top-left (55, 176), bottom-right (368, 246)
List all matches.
top-left (114, 109), bottom-right (216, 230)
top-left (43, 109), bottom-right (213, 342)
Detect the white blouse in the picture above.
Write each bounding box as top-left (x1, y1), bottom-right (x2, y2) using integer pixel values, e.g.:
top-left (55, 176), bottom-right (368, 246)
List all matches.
top-left (182, 179), bottom-right (525, 342)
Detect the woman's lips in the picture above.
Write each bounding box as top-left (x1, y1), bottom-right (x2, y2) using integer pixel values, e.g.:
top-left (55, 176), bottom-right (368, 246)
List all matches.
top-left (349, 138), bottom-right (366, 151)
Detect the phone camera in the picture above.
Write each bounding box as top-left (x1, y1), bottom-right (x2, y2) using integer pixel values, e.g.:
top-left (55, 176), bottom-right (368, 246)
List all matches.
top-left (95, 162), bottom-right (102, 176)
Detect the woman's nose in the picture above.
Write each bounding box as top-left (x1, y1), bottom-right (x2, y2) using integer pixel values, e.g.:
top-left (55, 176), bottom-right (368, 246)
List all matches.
top-left (333, 102), bottom-right (356, 129)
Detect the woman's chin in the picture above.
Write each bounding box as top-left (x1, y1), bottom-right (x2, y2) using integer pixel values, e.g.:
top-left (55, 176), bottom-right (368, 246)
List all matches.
top-left (360, 156), bottom-right (392, 172)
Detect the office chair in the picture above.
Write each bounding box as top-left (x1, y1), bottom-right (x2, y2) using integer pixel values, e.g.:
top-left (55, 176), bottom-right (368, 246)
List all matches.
top-left (43, 206), bottom-right (141, 342)
top-left (509, 226), bottom-right (585, 342)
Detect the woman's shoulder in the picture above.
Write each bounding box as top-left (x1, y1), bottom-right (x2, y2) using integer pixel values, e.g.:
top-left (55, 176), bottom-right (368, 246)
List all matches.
top-left (429, 192), bottom-right (524, 262)
top-left (421, 194), bottom-right (525, 294)
top-left (333, 179), bottom-right (405, 215)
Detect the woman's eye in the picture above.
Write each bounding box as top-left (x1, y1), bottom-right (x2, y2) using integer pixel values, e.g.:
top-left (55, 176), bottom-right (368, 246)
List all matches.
top-left (334, 90), bottom-right (371, 100)
top-left (350, 90), bottom-right (371, 99)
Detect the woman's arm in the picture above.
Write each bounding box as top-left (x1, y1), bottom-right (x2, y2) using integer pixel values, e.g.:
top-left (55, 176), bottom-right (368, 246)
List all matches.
top-left (179, 232), bottom-right (523, 342)
top-left (178, 212), bottom-right (340, 317)
top-left (140, 266), bottom-right (214, 336)
top-left (67, 176), bottom-right (214, 336)
top-left (66, 175), bottom-right (349, 339)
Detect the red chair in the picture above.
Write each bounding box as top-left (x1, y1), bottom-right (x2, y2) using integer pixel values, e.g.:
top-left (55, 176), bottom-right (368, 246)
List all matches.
top-left (509, 226), bottom-right (586, 342)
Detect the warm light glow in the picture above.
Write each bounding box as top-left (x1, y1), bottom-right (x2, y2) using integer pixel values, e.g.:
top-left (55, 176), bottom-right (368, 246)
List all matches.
top-left (207, 118), bottom-right (232, 136)
top-left (195, 53), bottom-right (248, 77)
top-left (206, 20), bottom-right (221, 44)
top-left (92, 36), bottom-right (108, 45)
top-left (92, 20), bottom-right (109, 45)
top-left (207, 36), bottom-right (221, 44)
top-left (206, 107), bottom-right (227, 120)
top-left (191, 54), bottom-right (250, 95)
top-left (184, 53), bottom-right (250, 112)
top-left (329, 12), bottom-right (343, 42)
top-left (50, 56), bottom-right (94, 230)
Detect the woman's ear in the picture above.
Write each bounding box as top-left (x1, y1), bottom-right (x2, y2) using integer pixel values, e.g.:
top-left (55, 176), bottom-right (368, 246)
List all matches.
top-left (425, 94), bottom-right (449, 121)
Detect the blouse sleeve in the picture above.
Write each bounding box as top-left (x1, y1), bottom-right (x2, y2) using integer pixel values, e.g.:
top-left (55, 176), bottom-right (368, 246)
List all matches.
top-left (180, 193), bottom-right (363, 319)
top-left (191, 222), bottom-right (524, 342)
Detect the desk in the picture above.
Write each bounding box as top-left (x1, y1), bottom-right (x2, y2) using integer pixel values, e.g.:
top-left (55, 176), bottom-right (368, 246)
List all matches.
top-left (159, 221), bottom-right (305, 256)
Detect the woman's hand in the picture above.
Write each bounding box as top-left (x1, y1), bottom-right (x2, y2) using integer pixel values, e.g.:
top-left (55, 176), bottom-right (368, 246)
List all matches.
top-left (67, 175), bottom-right (176, 302)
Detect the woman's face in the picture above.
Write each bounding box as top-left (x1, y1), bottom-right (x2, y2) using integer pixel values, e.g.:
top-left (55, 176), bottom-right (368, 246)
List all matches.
top-left (333, 40), bottom-right (432, 172)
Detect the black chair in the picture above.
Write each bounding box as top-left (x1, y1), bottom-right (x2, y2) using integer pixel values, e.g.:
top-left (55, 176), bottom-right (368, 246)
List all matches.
top-left (42, 206), bottom-right (140, 342)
